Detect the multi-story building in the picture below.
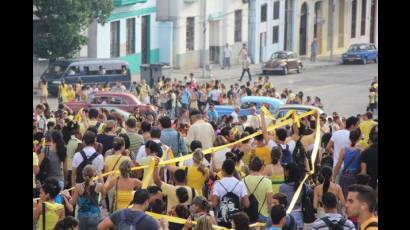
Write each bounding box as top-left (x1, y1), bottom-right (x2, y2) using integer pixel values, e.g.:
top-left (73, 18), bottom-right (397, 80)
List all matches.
top-left (248, 0), bottom-right (286, 64)
top-left (156, 0), bottom-right (249, 69)
top-left (83, 0), bottom-right (168, 74)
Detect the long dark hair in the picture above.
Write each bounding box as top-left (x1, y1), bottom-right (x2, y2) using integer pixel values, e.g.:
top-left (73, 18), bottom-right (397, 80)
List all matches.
top-left (285, 163), bottom-right (301, 192)
top-left (321, 166), bottom-right (332, 194)
top-left (62, 121), bottom-right (79, 144)
top-left (51, 131), bottom-right (67, 162)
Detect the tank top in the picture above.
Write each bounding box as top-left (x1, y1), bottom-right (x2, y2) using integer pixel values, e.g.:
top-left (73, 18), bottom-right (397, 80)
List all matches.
top-left (343, 147), bottom-right (361, 174)
top-left (254, 145), bottom-right (271, 165)
top-left (46, 149), bottom-right (63, 182)
top-left (77, 183), bottom-right (101, 217)
top-left (186, 166), bottom-right (208, 196)
top-left (271, 174), bottom-right (285, 194)
top-left (115, 190), bottom-right (134, 210)
top-left (36, 202), bottom-right (64, 230)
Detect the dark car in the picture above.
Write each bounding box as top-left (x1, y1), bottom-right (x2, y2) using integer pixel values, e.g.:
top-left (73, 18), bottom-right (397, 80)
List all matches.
top-left (262, 51), bottom-right (303, 75)
top-left (342, 43), bottom-right (378, 65)
top-left (42, 58), bottom-right (131, 96)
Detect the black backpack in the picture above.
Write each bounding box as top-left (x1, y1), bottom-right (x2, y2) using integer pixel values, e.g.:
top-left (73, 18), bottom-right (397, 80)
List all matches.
top-left (321, 216), bottom-right (346, 230)
top-left (244, 176), bottom-right (266, 223)
top-left (216, 181), bottom-right (242, 228)
top-left (36, 146), bottom-right (51, 183)
top-left (76, 151), bottom-right (100, 183)
top-left (279, 144), bottom-right (293, 165)
top-left (301, 183), bottom-right (316, 223)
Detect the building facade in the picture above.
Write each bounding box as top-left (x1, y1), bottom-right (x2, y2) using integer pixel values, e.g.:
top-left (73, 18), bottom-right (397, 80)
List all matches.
top-left (84, 0), bottom-right (166, 74)
top-left (156, 0), bottom-right (249, 69)
top-left (291, 0), bottom-right (378, 59)
top-left (248, 0), bottom-right (286, 64)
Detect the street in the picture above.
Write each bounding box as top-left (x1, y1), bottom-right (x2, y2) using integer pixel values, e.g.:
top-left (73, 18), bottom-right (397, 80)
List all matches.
top-left (33, 63), bottom-right (378, 118)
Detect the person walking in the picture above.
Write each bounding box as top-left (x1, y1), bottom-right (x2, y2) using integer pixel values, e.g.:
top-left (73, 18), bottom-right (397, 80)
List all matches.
top-left (223, 43), bottom-right (231, 70)
top-left (311, 38), bottom-right (318, 62)
top-left (239, 54), bottom-right (251, 82)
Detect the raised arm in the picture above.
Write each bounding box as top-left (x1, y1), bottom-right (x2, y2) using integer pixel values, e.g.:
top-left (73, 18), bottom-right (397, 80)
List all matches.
top-left (153, 157), bottom-right (163, 187)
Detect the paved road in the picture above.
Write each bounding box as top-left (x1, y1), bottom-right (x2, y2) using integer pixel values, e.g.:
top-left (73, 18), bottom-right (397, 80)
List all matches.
top-left (33, 63), bottom-right (378, 118)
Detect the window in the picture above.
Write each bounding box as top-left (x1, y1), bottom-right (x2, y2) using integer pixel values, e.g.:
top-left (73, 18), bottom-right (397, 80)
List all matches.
top-left (351, 0), bottom-right (357, 38)
top-left (261, 4), bottom-right (267, 22)
top-left (272, 26), bottom-right (279, 44)
top-left (126, 18), bottom-right (136, 55)
top-left (235, 10), bottom-right (242, 42)
top-left (110, 21), bottom-right (120, 57)
top-left (273, 1), bottom-right (280, 20)
top-left (186, 17), bottom-right (195, 51)
top-left (361, 0), bottom-right (367, 35)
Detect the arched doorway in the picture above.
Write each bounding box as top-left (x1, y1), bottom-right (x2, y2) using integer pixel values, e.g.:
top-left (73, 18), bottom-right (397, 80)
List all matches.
top-left (314, 1), bottom-right (323, 54)
top-left (299, 3), bottom-right (308, 55)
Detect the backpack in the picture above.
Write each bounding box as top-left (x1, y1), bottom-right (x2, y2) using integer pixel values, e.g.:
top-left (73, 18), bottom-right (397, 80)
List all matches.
top-left (280, 144), bottom-right (293, 165)
top-left (216, 180), bottom-right (242, 228)
top-left (364, 222), bottom-right (378, 230)
top-left (116, 209), bottom-right (147, 230)
top-left (283, 214), bottom-right (297, 230)
top-left (301, 183), bottom-right (316, 223)
top-left (37, 146), bottom-right (51, 183)
top-left (321, 216), bottom-right (347, 230)
top-left (76, 151), bottom-right (100, 183)
top-left (244, 176), bottom-right (266, 223)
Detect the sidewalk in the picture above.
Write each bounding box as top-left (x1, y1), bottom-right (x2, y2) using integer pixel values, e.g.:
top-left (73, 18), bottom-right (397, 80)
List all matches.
top-left (132, 55), bottom-right (341, 83)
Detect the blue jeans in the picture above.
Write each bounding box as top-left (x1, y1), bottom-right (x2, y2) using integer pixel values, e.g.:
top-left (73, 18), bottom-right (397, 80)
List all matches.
top-left (290, 210), bottom-right (304, 229)
top-left (79, 216), bottom-right (100, 230)
top-left (258, 214), bottom-right (270, 229)
top-left (223, 57), bottom-right (231, 69)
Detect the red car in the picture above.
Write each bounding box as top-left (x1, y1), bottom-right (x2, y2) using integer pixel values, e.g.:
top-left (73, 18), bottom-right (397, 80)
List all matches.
top-left (65, 91), bottom-right (149, 113)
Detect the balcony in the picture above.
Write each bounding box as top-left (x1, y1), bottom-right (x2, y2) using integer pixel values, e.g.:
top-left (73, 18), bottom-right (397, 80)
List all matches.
top-left (114, 0), bottom-right (147, 7)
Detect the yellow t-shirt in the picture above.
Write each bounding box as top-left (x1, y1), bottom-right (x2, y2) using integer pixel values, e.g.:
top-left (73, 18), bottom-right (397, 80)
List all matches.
top-left (254, 145), bottom-right (271, 165)
top-left (59, 85), bottom-right (68, 102)
top-left (161, 183), bottom-right (194, 212)
top-left (79, 120), bottom-right (103, 136)
top-left (359, 120), bottom-right (377, 148)
top-left (243, 175), bottom-right (273, 217)
top-left (138, 156), bottom-right (156, 186)
top-left (182, 166), bottom-right (209, 196)
top-left (104, 155), bottom-right (132, 177)
top-left (360, 216), bottom-right (378, 230)
top-left (33, 152), bottom-right (39, 188)
top-left (36, 202), bottom-right (64, 230)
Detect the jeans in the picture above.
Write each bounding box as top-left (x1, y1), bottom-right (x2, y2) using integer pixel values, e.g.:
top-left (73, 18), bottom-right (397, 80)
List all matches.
top-left (223, 57), bottom-right (231, 69)
top-left (239, 68), bottom-right (251, 82)
top-left (258, 214), bottom-right (270, 229)
top-left (290, 210), bottom-right (304, 229)
top-left (79, 216), bottom-right (100, 230)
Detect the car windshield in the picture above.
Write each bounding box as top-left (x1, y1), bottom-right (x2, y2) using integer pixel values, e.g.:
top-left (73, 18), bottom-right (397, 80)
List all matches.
top-left (348, 44), bottom-right (368, 52)
top-left (43, 63), bottom-right (69, 78)
top-left (272, 52), bottom-right (288, 59)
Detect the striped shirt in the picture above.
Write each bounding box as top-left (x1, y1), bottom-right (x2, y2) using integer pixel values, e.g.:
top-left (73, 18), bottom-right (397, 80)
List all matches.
top-left (312, 213), bottom-right (356, 230)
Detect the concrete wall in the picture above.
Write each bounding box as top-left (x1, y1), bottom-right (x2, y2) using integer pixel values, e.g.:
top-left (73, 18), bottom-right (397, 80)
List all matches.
top-left (248, 0), bottom-right (286, 64)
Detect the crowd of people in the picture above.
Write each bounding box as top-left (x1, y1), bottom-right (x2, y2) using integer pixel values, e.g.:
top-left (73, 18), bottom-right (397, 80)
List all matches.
top-left (33, 75), bottom-right (378, 230)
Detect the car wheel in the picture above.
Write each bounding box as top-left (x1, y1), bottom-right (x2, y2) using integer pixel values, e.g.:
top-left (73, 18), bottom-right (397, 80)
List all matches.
top-left (297, 64), bottom-right (303, 73)
top-left (362, 57), bottom-right (367, 65)
top-left (282, 66), bottom-right (288, 75)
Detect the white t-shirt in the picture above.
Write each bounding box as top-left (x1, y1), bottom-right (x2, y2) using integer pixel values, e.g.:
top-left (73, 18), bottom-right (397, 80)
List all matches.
top-left (134, 139), bottom-right (169, 163)
top-left (224, 47), bottom-right (231, 58)
top-left (269, 140), bottom-right (296, 153)
top-left (212, 148), bottom-right (231, 170)
top-left (330, 129), bottom-right (350, 167)
top-left (72, 146), bottom-right (104, 173)
top-left (231, 111), bottom-right (239, 123)
top-left (213, 177), bottom-right (248, 199)
top-left (211, 89), bottom-right (221, 101)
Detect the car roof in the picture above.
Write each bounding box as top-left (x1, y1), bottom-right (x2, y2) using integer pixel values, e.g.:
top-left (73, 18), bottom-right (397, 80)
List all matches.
top-left (241, 96), bottom-right (284, 106)
top-left (278, 104), bottom-right (324, 113)
top-left (55, 58), bottom-right (129, 66)
top-left (94, 92), bottom-right (140, 102)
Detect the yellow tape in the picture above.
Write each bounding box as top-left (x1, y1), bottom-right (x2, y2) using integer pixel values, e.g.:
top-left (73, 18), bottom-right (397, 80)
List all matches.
top-left (260, 106), bottom-right (276, 121)
top-left (75, 108), bottom-right (83, 122)
top-left (142, 158), bottom-right (156, 189)
top-left (286, 112), bottom-right (320, 214)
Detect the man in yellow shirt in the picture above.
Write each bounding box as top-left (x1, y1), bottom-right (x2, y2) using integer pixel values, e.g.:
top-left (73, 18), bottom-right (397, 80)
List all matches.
top-left (153, 160), bottom-right (194, 212)
top-left (79, 108), bottom-right (101, 135)
top-left (359, 112), bottom-right (377, 148)
top-left (346, 184), bottom-right (378, 230)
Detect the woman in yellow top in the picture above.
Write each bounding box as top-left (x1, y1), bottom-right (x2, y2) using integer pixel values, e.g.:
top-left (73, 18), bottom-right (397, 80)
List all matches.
top-left (238, 132), bottom-right (252, 166)
top-left (66, 85), bottom-right (76, 102)
top-left (39, 78), bottom-right (48, 104)
top-left (251, 110), bottom-right (272, 165)
top-left (105, 160), bottom-right (142, 211)
top-left (264, 146), bottom-right (285, 194)
top-left (59, 80), bottom-right (69, 103)
top-left (168, 149), bottom-right (210, 196)
top-left (33, 178), bottom-right (65, 230)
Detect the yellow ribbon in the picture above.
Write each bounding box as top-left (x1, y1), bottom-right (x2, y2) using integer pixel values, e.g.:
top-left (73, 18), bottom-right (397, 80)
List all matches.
top-left (75, 108), bottom-right (83, 122)
top-left (260, 106), bottom-right (276, 121)
top-left (142, 158), bottom-right (156, 189)
top-left (286, 112), bottom-right (320, 214)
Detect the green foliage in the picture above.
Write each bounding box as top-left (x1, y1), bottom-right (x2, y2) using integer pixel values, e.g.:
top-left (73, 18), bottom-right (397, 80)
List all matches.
top-left (33, 0), bottom-right (113, 60)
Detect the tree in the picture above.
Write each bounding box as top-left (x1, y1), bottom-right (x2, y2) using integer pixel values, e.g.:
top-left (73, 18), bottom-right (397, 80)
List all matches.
top-left (33, 0), bottom-right (113, 61)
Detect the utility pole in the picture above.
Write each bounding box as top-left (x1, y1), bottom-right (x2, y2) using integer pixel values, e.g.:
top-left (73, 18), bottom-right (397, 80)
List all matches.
top-left (201, 0), bottom-right (207, 78)
top-left (329, 0), bottom-right (335, 62)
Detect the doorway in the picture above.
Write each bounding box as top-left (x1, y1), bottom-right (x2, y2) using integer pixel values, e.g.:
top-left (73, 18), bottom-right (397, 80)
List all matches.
top-left (299, 3), bottom-right (308, 55)
top-left (370, 0), bottom-right (376, 43)
top-left (141, 15), bottom-right (150, 64)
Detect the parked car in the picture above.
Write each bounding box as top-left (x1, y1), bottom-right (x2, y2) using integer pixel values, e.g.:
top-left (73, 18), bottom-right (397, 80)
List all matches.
top-left (65, 92), bottom-right (148, 113)
top-left (274, 104), bottom-right (324, 119)
top-left (342, 43), bottom-right (378, 65)
top-left (262, 51), bottom-right (303, 75)
top-left (101, 106), bottom-right (132, 120)
top-left (214, 96), bottom-right (284, 118)
top-left (42, 58), bottom-right (131, 96)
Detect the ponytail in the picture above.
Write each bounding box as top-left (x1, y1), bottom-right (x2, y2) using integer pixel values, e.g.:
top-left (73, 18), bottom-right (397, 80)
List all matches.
top-left (82, 165), bottom-right (96, 199)
top-left (193, 149), bottom-right (207, 176)
top-left (321, 166), bottom-right (332, 194)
